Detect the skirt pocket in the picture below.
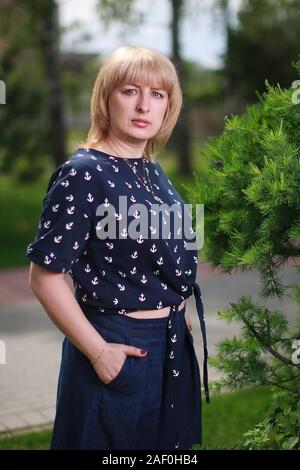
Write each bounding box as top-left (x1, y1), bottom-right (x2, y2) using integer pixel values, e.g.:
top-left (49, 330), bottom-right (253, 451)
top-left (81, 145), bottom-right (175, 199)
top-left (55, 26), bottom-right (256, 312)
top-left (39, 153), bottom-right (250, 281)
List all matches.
top-left (87, 319), bottom-right (146, 390)
top-left (103, 350), bottom-right (132, 388)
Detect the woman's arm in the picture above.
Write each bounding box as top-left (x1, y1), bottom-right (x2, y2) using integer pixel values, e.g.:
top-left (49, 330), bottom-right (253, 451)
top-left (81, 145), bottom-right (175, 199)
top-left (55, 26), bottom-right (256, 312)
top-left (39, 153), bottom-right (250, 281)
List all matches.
top-left (28, 261), bottom-right (107, 362)
top-left (28, 262), bottom-right (147, 384)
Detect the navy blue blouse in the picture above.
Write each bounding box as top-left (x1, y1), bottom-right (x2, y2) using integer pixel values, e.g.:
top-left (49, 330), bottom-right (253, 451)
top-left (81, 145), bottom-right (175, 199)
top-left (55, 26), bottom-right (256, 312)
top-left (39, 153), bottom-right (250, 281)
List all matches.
top-left (26, 147), bottom-right (209, 445)
top-left (27, 147), bottom-right (199, 313)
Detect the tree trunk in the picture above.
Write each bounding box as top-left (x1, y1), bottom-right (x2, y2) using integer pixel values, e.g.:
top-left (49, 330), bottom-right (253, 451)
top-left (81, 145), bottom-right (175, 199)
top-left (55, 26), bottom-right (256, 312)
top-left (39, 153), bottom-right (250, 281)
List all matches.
top-left (39, 0), bottom-right (66, 167)
top-left (170, 0), bottom-right (192, 175)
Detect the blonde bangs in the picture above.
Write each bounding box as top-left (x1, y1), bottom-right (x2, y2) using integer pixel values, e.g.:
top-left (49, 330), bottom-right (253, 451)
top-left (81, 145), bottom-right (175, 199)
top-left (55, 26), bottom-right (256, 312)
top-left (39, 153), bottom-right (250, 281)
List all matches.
top-left (110, 49), bottom-right (174, 95)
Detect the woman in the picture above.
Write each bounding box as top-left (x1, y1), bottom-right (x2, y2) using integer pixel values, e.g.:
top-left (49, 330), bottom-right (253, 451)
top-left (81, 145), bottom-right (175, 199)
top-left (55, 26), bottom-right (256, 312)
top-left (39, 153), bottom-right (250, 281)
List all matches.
top-left (27, 45), bottom-right (209, 450)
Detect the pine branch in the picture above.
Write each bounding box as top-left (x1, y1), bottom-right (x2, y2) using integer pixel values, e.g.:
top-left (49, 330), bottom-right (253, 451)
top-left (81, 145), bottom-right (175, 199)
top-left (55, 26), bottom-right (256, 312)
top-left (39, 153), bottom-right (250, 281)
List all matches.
top-left (241, 314), bottom-right (294, 365)
top-left (263, 378), bottom-right (300, 396)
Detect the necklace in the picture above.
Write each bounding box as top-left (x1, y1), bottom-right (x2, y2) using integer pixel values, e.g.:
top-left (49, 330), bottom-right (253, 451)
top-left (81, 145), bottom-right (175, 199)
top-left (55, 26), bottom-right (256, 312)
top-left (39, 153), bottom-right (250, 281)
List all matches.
top-left (123, 158), bottom-right (163, 203)
top-left (123, 154), bottom-right (147, 185)
top-left (107, 143), bottom-right (163, 204)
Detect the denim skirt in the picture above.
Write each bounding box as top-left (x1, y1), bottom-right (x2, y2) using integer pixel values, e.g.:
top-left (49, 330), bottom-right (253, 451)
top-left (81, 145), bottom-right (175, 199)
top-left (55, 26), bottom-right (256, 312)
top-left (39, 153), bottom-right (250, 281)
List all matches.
top-left (49, 305), bottom-right (202, 450)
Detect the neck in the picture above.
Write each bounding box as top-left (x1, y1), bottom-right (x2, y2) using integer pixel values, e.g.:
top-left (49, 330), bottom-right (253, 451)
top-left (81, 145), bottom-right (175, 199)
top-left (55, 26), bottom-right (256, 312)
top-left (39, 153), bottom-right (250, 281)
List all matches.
top-left (100, 135), bottom-right (146, 159)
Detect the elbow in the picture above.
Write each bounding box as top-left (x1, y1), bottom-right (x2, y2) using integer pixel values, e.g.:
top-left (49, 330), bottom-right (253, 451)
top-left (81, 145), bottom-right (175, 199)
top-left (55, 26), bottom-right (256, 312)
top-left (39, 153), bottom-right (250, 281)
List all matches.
top-left (28, 262), bottom-right (40, 293)
top-left (28, 262), bottom-right (66, 294)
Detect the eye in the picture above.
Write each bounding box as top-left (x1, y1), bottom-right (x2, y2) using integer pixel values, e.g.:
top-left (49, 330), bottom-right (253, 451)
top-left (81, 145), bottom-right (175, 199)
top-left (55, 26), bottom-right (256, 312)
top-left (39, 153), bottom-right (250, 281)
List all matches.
top-left (124, 88), bottom-right (137, 95)
top-left (124, 88), bottom-right (164, 98)
top-left (153, 91), bottom-right (164, 98)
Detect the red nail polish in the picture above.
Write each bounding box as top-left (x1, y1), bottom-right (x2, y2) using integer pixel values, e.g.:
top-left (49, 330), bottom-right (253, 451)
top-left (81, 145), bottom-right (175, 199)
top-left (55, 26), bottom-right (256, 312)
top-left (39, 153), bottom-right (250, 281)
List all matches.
top-left (141, 350), bottom-right (148, 355)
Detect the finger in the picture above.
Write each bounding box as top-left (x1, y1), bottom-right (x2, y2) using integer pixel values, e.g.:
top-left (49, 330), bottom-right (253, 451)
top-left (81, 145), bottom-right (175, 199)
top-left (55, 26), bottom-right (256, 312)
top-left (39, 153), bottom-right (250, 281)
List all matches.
top-left (185, 316), bottom-right (192, 330)
top-left (126, 346), bottom-right (148, 357)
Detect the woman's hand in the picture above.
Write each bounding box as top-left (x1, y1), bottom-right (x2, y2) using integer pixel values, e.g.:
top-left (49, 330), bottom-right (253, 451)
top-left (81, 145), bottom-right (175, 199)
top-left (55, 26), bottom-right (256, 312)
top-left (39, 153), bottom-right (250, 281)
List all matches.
top-left (91, 343), bottom-right (147, 385)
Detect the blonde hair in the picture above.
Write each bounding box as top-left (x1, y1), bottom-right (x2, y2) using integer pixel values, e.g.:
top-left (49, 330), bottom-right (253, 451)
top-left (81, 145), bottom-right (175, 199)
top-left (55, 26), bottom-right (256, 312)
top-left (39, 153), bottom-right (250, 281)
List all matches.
top-left (79, 45), bottom-right (183, 161)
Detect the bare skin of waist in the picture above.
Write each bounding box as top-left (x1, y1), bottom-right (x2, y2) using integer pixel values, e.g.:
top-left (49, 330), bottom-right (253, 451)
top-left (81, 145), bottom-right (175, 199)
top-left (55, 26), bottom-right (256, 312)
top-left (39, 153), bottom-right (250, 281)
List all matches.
top-left (124, 300), bottom-right (186, 319)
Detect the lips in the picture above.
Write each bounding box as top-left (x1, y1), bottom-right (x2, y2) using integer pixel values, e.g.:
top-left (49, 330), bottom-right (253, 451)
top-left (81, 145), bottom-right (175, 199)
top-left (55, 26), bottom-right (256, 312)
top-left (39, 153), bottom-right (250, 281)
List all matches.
top-left (132, 119), bottom-right (150, 124)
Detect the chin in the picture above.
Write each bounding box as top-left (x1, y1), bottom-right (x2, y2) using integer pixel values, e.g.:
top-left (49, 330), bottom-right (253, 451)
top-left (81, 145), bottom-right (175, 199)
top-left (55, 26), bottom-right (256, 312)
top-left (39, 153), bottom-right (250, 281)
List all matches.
top-left (128, 130), bottom-right (152, 139)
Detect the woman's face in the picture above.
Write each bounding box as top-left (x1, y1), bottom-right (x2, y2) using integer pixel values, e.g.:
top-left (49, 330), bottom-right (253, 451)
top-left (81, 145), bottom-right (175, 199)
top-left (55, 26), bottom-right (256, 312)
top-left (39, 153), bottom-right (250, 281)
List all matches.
top-left (107, 81), bottom-right (169, 145)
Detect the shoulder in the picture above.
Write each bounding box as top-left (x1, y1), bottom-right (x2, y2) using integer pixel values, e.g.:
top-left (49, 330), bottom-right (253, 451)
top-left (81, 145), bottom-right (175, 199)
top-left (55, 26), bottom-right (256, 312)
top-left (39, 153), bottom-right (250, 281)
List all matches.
top-left (62, 148), bottom-right (110, 174)
top-left (47, 148), bottom-right (112, 191)
top-left (152, 159), bottom-right (162, 172)
top-left (151, 160), bottom-right (172, 185)
top-left (42, 148), bottom-right (111, 215)
top-left (151, 159), bottom-right (166, 175)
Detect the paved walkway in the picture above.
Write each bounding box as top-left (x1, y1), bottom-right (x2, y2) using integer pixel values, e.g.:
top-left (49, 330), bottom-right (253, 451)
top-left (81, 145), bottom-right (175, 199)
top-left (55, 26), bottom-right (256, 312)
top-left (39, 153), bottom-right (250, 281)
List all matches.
top-left (0, 261), bottom-right (299, 435)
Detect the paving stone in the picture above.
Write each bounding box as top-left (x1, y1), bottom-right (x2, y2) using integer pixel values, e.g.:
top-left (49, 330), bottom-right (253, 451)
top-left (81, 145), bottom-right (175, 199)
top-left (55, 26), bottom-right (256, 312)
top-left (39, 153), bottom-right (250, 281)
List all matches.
top-left (0, 415), bottom-right (28, 431)
top-left (18, 410), bottom-right (48, 427)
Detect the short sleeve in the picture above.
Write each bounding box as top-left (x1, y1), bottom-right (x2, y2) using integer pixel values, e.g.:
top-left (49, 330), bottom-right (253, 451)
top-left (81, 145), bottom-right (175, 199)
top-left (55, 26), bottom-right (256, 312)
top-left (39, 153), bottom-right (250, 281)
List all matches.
top-left (26, 159), bottom-right (96, 273)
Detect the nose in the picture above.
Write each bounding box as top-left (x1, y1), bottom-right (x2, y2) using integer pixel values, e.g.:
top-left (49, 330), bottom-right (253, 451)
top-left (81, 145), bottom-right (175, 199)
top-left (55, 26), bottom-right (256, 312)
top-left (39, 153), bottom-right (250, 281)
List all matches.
top-left (136, 91), bottom-right (150, 113)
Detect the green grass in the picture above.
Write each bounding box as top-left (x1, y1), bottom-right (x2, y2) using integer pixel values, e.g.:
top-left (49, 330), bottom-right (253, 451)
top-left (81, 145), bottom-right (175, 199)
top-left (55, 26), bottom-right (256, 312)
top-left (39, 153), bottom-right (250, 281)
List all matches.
top-left (0, 427), bottom-right (52, 450)
top-left (0, 386), bottom-right (273, 450)
top-left (0, 174), bottom-right (51, 269)
top-left (194, 385), bottom-right (273, 450)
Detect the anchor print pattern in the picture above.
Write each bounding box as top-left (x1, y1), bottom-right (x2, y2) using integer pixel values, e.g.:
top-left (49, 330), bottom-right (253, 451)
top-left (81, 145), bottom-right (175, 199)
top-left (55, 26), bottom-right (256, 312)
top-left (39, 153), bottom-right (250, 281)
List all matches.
top-left (27, 147), bottom-right (198, 314)
top-left (167, 305), bottom-right (183, 449)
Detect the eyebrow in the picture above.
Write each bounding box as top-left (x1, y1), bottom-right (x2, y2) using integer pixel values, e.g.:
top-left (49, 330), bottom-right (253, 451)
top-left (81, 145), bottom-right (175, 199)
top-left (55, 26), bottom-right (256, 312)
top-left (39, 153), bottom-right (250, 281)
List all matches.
top-left (127, 83), bottom-right (165, 92)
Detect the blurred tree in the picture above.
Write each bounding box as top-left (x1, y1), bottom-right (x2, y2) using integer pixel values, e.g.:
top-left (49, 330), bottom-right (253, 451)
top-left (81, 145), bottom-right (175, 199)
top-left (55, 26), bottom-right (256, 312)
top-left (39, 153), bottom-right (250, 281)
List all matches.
top-left (36, 0), bottom-right (66, 168)
top-left (0, 0), bottom-right (66, 181)
top-left (224, 0), bottom-right (300, 103)
top-left (183, 61), bottom-right (224, 107)
top-left (214, 0), bottom-right (231, 99)
top-left (96, 0), bottom-right (198, 175)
